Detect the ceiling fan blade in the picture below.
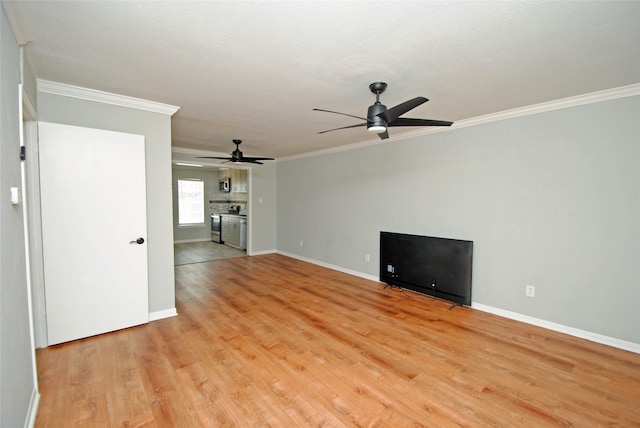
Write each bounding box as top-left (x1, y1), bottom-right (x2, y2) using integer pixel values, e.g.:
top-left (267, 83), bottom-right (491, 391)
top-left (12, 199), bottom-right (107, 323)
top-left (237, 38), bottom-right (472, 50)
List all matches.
top-left (377, 97), bottom-right (428, 123)
top-left (318, 123), bottom-right (365, 134)
top-left (242, 156), bottom-right (275, 161)
top-left (196, 156), bottom-right (234, 160)
top-left (377, 130), bottom-right (389, 140)
top-left (313, 108), bottom-right (368, 121)
top-left (388, 117), bottom-right (453, 127)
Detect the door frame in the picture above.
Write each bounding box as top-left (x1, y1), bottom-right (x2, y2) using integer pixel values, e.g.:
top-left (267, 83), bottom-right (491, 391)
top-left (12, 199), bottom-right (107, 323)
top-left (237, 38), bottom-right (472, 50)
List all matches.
top-left (21, 84), bottom-right (48, 349)
top-left (171, 162), bottom-right (253, 255)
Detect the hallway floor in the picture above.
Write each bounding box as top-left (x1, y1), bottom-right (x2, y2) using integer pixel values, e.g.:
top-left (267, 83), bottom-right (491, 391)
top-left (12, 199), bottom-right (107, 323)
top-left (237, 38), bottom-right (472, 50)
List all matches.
top-left (174, 241), bottom-right (246, 265)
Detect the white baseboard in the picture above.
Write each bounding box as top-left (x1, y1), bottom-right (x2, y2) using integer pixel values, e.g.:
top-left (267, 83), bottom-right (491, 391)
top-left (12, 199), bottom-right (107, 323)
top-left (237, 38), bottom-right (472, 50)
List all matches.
top-left (174, 238), bottom-right (211, 244)
top-left (24, 388), bottom-right (39, 428)
top-left (149, 308), bottom-right (178, 321)
top-left (472, 303), bottom-right (640, 354)
top-left (275, 251), bottom-right (640, 355)
top-left (276, 250), bottom-right (379, 282)
top-left (249, 249), bottom-right (277, 256)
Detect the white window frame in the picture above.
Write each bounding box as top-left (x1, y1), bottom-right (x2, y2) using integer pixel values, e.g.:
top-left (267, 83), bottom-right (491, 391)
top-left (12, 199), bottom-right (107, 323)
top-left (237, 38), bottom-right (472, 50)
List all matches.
top-left (177, 178), bottom-right (205, 226)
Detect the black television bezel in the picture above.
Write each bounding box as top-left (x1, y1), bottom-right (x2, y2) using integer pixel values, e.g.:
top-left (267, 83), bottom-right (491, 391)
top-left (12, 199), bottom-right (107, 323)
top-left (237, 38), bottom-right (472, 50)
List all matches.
top-left (379, 231), bottom-right (473, 306)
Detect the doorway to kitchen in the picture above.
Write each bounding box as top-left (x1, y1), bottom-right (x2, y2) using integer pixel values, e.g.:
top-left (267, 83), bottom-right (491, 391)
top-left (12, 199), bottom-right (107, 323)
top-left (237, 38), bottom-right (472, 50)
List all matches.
top-left (172, 163), bottom-right (250, 265)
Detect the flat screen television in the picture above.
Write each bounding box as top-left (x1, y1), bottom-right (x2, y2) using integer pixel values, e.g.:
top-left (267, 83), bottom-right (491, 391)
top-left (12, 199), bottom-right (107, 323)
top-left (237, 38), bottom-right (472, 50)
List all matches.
top-left (380, 232), bottom-right (473, 306)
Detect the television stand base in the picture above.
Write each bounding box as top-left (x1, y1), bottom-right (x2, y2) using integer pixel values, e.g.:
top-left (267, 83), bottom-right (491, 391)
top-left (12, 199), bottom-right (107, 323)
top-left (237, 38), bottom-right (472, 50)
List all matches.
top-left (432, 289), bottom-right (461, 310)
top-left (382, 283), bottom-right (403, 292)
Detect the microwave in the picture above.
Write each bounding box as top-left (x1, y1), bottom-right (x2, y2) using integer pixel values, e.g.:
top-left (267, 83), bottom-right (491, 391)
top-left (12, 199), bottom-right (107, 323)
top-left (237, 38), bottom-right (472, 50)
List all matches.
top-left (219, 177), bottom-right (230, 192)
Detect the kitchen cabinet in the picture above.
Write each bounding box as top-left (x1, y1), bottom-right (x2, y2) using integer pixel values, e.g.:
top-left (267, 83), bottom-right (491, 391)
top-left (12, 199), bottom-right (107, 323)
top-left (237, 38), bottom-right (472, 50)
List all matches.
top-left (230, 169), bottom-right (248, 193)
top-left (221, 215), bottom-right (230, 242)
top-left (221, 215), bottom-right (241, 248)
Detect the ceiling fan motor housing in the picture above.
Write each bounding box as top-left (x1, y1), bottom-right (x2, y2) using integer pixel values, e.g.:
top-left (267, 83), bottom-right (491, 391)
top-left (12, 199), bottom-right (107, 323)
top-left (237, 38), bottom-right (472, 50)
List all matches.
top-left (367, 102), bottom-right (387, 131)
top-left (232, 148), bottom-right (243, 161)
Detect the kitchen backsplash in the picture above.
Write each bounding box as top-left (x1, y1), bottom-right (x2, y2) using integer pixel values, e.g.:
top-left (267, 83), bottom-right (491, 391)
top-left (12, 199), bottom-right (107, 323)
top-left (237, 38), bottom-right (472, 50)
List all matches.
top-left (209, 198), bottom-right (248, 215)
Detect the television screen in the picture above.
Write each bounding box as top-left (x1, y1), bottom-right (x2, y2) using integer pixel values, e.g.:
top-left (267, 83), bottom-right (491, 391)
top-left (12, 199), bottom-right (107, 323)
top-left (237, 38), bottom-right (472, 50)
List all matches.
top-left (380, 232), bottom-right (473, 306)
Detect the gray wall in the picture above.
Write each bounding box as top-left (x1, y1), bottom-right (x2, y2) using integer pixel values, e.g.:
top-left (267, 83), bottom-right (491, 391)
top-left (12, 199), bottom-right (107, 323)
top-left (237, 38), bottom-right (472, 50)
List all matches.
top-left (250, 161), bottom-right (277, 254)
top-left (37, 91), bottom-right (176, 315)
top-left (277, 95), bottom-right (640, 345)
top-left (0, 4), bottom-right (37, 427)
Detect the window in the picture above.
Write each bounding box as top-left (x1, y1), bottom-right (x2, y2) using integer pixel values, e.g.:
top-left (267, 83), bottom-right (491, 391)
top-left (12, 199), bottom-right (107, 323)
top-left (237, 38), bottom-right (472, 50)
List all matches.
top-left (177, 179), bottom-right (204, 225)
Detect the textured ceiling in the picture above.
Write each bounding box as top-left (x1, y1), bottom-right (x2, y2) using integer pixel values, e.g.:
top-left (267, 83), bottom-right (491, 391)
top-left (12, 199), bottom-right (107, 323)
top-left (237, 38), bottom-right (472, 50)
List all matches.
top-left (9, 1), bottom-right (640, 163)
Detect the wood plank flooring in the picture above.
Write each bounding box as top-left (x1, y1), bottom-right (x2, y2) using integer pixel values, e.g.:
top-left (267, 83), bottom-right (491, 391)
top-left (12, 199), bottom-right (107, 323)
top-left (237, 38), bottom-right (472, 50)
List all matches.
top-left (35, 254), bottom-right (640, 427)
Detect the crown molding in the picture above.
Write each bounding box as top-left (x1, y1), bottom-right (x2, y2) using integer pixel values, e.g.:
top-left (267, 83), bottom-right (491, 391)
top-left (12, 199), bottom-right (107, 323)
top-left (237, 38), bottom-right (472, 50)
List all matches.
top-left (450, 82), bottom-right (640, 131)
top-left (21, 84), bottom-right (37, 121)
top-left (172, 147), bottom-right (226, 156)
top-left (37, 79), bottom-right (180, 116)
top-left (279, 83), bottom-right (640, 162)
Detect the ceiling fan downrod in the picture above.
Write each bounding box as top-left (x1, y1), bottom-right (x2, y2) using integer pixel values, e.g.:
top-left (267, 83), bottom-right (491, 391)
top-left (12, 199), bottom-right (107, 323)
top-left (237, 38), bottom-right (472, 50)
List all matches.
top-left (369, 81), bottom-right (387, 104)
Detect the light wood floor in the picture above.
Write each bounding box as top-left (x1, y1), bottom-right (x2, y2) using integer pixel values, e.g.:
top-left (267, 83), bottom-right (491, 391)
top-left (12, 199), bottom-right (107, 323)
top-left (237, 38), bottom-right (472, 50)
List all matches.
top-left (174, 241), bottom-right (246, 265)
top-left (35, 254), bottom-right (640, 427)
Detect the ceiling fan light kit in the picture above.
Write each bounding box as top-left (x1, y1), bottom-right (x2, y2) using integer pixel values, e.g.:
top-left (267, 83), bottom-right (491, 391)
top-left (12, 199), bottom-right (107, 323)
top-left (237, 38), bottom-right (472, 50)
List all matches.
top-left (368, 125), bottom-right (387, 133)
top-left (314, 82), bottom-right (453, 140)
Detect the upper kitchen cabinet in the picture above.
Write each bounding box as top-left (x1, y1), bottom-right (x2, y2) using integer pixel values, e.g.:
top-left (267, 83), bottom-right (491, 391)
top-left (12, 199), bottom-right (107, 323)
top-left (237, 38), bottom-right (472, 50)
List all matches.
top-left (230, 169), bottom-right (248, 193)
top-left (219, 168), bottom-right (230, 181)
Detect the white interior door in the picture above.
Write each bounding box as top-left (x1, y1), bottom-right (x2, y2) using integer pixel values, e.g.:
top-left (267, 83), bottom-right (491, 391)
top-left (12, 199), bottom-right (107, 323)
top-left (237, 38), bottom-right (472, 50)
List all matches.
top-left (39, 122), bottom-right (149, 345)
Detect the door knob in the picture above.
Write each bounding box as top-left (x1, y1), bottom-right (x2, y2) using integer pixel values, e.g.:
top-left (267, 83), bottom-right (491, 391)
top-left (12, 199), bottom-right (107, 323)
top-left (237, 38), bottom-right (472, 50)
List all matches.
top-left (130, 237), bottom-right (145, 245)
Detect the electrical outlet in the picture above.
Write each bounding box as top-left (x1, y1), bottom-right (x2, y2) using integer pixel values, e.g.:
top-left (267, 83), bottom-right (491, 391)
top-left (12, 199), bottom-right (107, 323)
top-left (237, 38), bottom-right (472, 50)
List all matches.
top-left (365, 253), bottom-right (370, 262)
top-left (526, 285), bottom-right (535, 297)
top-left (299, 240), bottom-right (304, 247)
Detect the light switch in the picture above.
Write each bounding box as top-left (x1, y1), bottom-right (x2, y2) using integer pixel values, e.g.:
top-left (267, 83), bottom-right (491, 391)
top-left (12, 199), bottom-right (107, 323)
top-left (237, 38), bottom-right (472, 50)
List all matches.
top-left (10, 187), bottom-right (20, 205)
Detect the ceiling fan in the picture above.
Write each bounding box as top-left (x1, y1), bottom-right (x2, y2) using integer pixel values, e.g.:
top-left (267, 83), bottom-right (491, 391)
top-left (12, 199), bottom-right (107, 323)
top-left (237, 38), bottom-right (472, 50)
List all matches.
top-left (197, 139), bottom-right (274, 165)
top-left (314, 82), bottom-right (453, 140)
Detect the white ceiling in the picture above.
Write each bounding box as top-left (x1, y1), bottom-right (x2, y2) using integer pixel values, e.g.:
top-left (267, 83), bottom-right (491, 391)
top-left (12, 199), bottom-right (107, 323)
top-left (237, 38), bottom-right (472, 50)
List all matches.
top-left (8, 1), bottom-right (640, 163)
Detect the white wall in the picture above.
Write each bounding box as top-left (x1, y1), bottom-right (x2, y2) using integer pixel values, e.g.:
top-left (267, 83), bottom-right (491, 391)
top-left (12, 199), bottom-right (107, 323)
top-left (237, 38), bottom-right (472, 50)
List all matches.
top-left (36, 91), bottom-right (177, 315)
top-left (277, 94), bottom-right (640, 346)
top-left (0, 4), bottom-right (38, 427)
